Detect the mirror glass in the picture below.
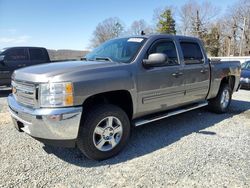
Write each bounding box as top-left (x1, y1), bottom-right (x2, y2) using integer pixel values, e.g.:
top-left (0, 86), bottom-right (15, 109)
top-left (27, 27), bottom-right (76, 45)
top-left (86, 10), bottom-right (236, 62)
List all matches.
top-left (143, 53), bottom-right (168, 67)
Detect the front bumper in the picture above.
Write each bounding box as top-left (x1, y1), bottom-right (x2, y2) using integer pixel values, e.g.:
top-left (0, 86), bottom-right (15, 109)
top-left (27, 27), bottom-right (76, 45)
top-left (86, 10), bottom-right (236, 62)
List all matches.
top-left (8, 94), bottom-right (82, 147)
top-left (240, 83), bottom-right (250, 89)
top-left (240, 80), bottom-right (250, 89)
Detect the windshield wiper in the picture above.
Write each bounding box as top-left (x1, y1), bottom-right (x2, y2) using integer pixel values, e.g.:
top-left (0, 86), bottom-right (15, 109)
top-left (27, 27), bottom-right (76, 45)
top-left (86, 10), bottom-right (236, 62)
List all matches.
top-left (81, 57), bottom-right (95, 61)
top-left (95, 56), bottom-right (113, 62)
top-left (81, 56), bottom-right (114, 62)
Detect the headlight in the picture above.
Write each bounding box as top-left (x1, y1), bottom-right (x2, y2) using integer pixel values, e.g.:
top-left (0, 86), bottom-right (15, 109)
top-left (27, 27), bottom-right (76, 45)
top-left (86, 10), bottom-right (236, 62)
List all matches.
top-left (40, 82), bottom-right (74, 107)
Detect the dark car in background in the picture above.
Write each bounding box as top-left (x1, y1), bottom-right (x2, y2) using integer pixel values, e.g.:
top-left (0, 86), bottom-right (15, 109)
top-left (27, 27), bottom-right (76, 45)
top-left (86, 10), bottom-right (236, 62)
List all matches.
top-left (0, 47), bottom-right (50, 86)
top-left (0, 47), bottom-right (79, 87)
top-left (240, 60), bottom-right (250, 89)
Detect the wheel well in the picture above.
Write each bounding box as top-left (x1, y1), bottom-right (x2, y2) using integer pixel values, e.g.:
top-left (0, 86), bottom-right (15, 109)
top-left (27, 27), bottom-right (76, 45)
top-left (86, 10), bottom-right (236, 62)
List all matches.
top-left (221, 76), bottom-right (235, 91)
top-left (82, 90), bottom-right (133, 119)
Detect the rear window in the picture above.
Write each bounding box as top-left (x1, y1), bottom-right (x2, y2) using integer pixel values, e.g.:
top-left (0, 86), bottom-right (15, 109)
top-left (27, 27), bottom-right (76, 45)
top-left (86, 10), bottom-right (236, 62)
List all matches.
top-left (29, 48), bottom-right (48, 61)
top-left (5, 49), bottom-right (28, 61)
top-left (180, 42), bottom-right (204, 64)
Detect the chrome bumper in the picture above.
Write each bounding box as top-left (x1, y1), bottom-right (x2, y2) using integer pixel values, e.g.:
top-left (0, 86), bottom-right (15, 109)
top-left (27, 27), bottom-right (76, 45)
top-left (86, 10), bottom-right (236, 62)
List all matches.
top-left (8, 94), bottom-right (82, 141)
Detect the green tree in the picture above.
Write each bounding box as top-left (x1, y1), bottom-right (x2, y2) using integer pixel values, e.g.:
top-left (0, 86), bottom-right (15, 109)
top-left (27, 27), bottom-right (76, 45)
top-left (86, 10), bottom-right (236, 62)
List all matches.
top-left (157, 9), bottom-right (176, 34)
top-left (204, 25), bottom-right (221, 56)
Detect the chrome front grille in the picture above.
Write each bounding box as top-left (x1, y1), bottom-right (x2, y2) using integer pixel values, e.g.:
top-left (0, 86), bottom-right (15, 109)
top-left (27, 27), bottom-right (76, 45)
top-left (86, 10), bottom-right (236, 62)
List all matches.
top-left (12, 80), bottom-right (37, 107)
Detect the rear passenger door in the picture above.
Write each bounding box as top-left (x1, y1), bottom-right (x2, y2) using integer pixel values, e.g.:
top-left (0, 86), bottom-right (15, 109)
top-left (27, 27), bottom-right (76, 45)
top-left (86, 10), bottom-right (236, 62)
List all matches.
top-left (28, 48), bottom-right (50, 66)
top-left (180, 41), bottom-right (210, 103)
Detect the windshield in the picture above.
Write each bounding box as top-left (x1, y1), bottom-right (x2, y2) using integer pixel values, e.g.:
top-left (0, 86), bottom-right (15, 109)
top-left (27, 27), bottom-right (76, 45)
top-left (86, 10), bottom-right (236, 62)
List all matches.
top-left (85, 37), bottom-right (146, 63)
top-left (242, 61), bottom-right (250, 69)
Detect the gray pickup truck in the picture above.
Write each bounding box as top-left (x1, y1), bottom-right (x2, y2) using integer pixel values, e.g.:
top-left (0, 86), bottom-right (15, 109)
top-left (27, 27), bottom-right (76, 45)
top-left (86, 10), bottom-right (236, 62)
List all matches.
top-left (8, 35), bottom-right (241, 160)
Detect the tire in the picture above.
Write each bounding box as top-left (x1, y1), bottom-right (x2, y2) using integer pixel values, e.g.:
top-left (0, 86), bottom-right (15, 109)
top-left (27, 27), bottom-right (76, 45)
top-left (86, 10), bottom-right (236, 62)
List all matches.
top-left (208, 84), bottom-right (232, 113)
top-left (77, 104), bottom-right (130, 160)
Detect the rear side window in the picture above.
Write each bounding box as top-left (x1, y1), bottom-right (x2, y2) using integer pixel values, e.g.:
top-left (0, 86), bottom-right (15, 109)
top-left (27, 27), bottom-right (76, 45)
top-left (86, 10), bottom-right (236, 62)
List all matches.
top-left (148, 40), bottom-right (179, 65)
top-left (6, 49), bottom-right (28, 61)
top-left (29, 48), bottom-right (48, 61)
top-left (180, 42), bottom-right (203, 64)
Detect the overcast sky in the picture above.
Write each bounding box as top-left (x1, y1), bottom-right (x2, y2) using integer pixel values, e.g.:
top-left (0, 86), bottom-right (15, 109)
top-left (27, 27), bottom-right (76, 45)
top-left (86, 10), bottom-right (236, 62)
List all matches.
top-left (0, 0), bottom-right (238, 50)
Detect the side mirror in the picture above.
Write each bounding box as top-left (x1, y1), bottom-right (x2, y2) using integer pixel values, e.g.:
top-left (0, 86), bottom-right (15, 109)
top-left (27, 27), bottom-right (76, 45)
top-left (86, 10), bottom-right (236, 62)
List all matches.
top-left (143, 53), bottom-right (168, 68)
top-left (0, 55), bottom-right (5, 65)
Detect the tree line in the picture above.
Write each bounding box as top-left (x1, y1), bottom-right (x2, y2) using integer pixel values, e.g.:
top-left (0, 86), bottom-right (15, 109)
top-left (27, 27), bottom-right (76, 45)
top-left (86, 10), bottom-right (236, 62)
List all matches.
top-left (90, 0), bottom-right (250, 57)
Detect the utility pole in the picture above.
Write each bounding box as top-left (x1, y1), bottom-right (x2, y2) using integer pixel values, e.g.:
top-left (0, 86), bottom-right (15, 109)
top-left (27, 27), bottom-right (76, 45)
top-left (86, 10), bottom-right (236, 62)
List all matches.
top-left (227, 36), bottom-right (232, 56)
top-left (232, 21), bottom-right (237, 56)
top-left (195, 10), bottom-right (202, 38)
top-left (239, 17), bottom-right (246, 56)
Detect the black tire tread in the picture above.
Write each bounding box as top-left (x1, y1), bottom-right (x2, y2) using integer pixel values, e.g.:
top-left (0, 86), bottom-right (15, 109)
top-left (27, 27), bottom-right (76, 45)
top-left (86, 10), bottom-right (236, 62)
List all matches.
top-left (77, 104), bottom-right (130, 160)
top-left (208, 84), bottom-right (232, 114)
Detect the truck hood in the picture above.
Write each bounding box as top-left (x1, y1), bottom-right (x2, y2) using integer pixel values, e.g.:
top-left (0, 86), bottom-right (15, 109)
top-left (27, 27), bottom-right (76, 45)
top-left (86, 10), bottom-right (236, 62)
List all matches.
top-left (13, 60), bottom-right (121, 83)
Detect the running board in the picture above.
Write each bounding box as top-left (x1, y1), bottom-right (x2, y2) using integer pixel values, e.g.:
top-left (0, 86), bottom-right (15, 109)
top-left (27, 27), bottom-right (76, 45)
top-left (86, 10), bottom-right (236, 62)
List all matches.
top-left (134, 102), bottom-right (208, 127)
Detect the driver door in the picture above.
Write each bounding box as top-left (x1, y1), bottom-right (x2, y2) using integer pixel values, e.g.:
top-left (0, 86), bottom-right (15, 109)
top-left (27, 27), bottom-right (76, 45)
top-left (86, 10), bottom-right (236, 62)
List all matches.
top-left (136, 39), bottom-right (185, 116)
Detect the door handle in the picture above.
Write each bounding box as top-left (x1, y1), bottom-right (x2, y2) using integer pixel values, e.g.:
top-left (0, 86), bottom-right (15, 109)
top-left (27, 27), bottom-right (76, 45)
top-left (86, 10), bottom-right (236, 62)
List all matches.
top-left (200, 69), bottom-right (208, 73)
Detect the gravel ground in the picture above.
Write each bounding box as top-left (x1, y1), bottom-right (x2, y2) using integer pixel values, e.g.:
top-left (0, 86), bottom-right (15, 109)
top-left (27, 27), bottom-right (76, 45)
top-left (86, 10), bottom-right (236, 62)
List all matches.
top-left (0, 89), bottom-right (250, 188)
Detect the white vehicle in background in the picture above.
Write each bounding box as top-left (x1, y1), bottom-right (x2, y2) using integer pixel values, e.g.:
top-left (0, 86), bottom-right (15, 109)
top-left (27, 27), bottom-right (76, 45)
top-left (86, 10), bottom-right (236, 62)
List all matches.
top-left (210, 56), bottom-right (250, 64)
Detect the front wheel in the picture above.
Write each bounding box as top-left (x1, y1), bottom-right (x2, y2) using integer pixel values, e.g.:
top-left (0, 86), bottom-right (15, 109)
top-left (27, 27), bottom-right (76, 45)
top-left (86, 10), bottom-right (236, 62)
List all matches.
top-left (77, 104), bottom-right (130, 160)
top-left (208, 84), bottom-right (232, 113)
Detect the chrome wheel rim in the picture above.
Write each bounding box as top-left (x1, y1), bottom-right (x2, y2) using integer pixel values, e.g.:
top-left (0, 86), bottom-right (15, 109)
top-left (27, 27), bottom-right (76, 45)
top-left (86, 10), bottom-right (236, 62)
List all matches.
top-left (220, 89), bottom-right (230, 109)
top-left (93, 116), bottom-right (123, 152)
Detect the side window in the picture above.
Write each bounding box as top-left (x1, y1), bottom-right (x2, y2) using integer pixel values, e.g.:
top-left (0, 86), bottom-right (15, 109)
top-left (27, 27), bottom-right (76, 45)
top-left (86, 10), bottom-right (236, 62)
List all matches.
top-left (148, 40), bottom-right (179, 65)
top-left (180, 42), bottom-right (204, 64)
top-left (242, 61), bottom-right (250, 69)
top-left (5, 49), bottom-right (28, 61)
top-left (29, 48), bottom-right (48, 61)
top-left (246, 62), bottom-right (250, 69)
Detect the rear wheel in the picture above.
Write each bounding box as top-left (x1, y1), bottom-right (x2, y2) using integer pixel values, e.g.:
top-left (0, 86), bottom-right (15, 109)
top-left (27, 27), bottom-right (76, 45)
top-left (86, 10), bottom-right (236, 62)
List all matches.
top-left (77, 104), bottom-right (130, 160)
top-left (208, 84), bottom-right (232, 113)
